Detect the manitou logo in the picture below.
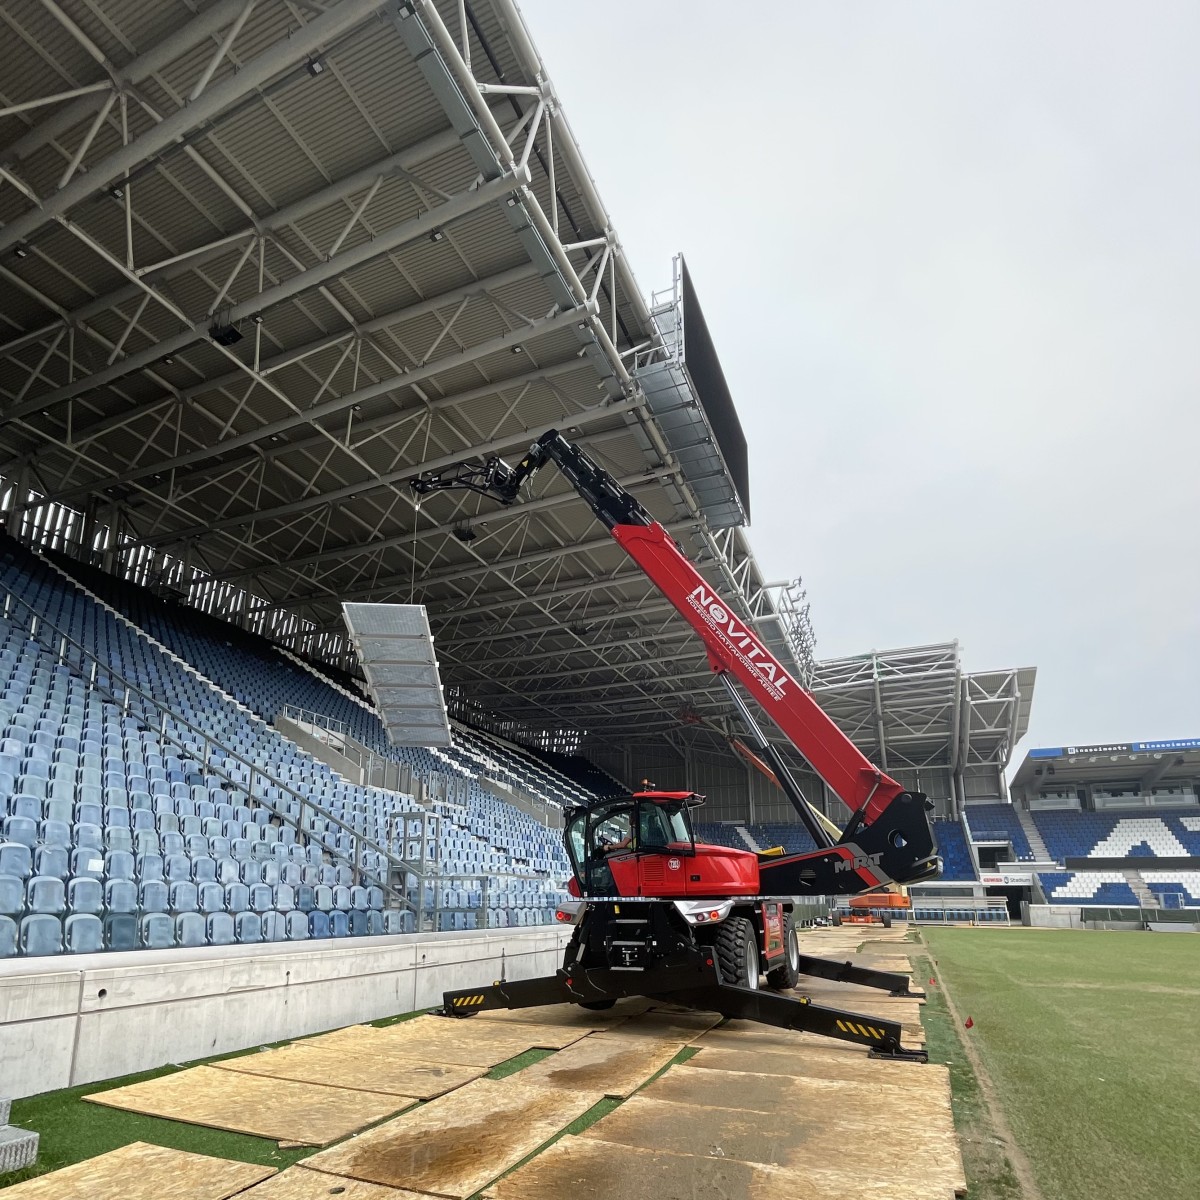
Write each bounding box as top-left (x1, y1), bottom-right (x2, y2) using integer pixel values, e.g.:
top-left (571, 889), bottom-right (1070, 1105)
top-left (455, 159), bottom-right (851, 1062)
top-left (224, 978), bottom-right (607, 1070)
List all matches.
top-left (834, 852), bottom-right (883, 874)
top-left (687, 585), bottom-right (792, 698)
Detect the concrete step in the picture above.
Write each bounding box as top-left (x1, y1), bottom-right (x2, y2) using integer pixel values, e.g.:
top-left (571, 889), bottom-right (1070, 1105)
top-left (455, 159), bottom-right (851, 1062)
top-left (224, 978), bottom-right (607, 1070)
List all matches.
top-left (735, 826), bottom-right (762, 853)
top-left (1122, 868), bottom-right (1156, 906)
top-left (1017, 808), bottom-right (1051, 860)
top-left (0, 1125), bottom-right (39, 1174)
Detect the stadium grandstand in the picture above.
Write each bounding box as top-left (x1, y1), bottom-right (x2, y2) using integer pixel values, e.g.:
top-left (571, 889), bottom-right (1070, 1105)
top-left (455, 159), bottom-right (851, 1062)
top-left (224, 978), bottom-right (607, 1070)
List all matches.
top-left (1006, 740), bottom-right (1200, 915)
top-left (0, 0), bottom-right (1057, 975)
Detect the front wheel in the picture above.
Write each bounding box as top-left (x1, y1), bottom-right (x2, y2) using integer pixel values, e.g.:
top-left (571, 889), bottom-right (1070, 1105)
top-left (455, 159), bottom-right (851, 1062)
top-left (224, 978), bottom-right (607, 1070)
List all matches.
top-left (713, 916), bottom-right (759, 989)
top-left (766, 910), bottom-right (801, 990)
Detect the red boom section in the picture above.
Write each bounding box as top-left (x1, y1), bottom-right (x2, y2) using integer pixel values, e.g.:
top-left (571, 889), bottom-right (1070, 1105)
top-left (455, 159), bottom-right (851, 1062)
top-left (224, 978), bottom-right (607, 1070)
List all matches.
top-left (611, 521), bottom-right (902, 825)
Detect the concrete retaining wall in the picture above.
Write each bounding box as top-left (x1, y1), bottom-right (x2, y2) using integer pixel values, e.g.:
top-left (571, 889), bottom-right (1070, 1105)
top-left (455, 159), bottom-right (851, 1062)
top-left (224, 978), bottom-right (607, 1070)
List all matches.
top-left (0, 926), bottom-right (572, 1100)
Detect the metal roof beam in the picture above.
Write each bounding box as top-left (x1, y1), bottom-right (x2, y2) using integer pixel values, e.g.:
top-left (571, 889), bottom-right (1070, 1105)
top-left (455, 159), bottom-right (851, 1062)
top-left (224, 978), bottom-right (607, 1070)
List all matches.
top-left (284, 515), bottom-right (690, 607)
top-left (3, 166), bottom-right (526, 425)
top-left (0, 0), bottom-right (392, 257)
top-left (212, 467), bottom-right (673, 581)
top-left (127, 349), bottom-right (583, 507)
top-left (442, 627), bottom-right (693, 673)
top-left (0, 123), bottom-right (486, 363)
top-left (155, 389), bottom-right (636, 545)
top-left (1, 0), bottom-right (253, 166)
top-left (439, 599), bottom-right (678, 650)
top-left (448, 666), bottom-right (714, 697)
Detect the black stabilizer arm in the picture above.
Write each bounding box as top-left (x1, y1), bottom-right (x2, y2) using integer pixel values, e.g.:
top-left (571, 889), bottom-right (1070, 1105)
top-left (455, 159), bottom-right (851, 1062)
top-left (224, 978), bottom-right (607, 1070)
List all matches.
top-left (442, 953), bottom-right (926, 1061)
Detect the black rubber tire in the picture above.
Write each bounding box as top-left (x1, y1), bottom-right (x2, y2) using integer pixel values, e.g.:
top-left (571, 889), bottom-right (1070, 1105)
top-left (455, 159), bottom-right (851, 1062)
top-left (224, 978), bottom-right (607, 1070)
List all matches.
top-left (766, 909), bottom-right (801, 990)
top-left (881, 912), bottom-right (893, 929)
top-left (579, 998), bottom-right (617, 1011)
top-left (831, 912), bottom-right (842, 927)
top-left (713, 916), bottom-right (759, 989)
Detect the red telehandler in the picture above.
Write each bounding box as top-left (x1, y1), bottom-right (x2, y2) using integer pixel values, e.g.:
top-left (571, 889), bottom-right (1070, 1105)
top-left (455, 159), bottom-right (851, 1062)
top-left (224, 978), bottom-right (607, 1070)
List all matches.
top-left (412, 431), bottom-right (939, 1059)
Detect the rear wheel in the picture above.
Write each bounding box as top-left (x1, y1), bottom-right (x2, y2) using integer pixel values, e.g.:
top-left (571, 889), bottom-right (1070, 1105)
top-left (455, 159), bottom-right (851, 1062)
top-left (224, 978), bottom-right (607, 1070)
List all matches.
top-left (766, 910), bottom-right (801, 990)
top-left (714, 916), bottom-right (759, 989)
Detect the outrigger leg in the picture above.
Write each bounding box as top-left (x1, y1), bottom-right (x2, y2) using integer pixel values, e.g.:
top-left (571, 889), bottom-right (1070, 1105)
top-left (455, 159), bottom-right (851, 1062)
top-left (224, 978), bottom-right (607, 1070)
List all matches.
top-left (442, 954), bottom-right (926, 1062)
top-left (796, 953), bottom-right (925, 998)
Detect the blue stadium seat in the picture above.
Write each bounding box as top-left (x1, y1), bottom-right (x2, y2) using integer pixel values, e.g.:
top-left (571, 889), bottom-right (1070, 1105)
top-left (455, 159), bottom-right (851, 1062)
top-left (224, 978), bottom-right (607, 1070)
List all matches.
top-left (0, 874), bottom-right (24, 917)
top-left (67, 876), bottom-right (103, 915)
top-left (261, 911), bottom-right (286, 941)
top-left (65, 913), bottom-right (103, 954)
top-left (139, 912), bottom-right (174, 949)
top-left (206, 912), bottom-right (235, 946)
top-left (20, 913), bottom-right (62, 956)
top-left (235, 911), bottom-right (262, 944)
top-left (27, 875), bottom-right (65, 915)
top-left (175, 912), bottom-right (206, 948)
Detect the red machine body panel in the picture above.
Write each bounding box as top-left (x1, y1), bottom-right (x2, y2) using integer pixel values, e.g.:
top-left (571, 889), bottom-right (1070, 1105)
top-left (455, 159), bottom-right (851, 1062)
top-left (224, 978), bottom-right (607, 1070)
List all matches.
top-left (606, 843), bottom-right (759, 898)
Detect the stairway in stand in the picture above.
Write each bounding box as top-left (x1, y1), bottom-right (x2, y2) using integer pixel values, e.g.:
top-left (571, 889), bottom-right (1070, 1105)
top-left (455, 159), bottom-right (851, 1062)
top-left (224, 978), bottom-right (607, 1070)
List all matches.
top-left (1017, 807), bottom-right (1051, 860)
top-left (1122, 868), bottom-right (1156, 907)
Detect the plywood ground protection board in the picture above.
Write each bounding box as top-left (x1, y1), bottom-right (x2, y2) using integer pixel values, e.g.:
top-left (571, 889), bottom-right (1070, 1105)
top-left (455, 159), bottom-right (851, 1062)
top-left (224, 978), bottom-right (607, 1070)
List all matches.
top-left (85, 1066), bottom-right (411, 1145)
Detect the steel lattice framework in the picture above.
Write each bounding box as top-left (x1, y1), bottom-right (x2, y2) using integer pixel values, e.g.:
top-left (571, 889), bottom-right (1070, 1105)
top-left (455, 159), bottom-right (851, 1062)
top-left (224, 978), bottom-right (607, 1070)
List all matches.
top-left (0, 0), bottom-right (812, 750)
top-left (811, 643), bottom-right (1036, 809)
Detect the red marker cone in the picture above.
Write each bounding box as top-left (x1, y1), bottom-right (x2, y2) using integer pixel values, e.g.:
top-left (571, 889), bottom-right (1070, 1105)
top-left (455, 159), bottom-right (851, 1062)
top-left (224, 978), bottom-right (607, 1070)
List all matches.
top-left (964, 1016), bottom-right (974, 1029)
top-left (929, 978), bottom-right (937, 987)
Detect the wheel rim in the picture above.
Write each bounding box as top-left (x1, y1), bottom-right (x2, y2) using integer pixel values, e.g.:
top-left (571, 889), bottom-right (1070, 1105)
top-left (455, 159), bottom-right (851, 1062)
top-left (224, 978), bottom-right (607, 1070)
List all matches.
top-left (786, 925), bottom-right (800, 972)
top-left (744, 936), bottom-right (759, 989)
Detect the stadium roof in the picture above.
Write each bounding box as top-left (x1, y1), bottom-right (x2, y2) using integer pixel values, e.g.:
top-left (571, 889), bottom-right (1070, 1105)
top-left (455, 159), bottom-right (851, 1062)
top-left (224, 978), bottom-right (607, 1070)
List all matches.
top-left (0, 0), bottom-right (812, 746)
top-left (810, 643), bottom-right (1035, 779)
top-left (1011, 738), bottom-right (1200, 798)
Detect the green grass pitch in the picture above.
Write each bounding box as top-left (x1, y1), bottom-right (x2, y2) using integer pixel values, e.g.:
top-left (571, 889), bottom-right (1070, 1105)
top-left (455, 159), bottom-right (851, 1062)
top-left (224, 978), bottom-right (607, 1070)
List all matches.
top-left (923, 926), bottom-right (1200, 1200)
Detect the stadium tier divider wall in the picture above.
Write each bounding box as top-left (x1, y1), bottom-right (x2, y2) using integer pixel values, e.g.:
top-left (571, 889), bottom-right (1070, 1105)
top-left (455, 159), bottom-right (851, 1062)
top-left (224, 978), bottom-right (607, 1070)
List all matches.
top-left (0, 923), bottom-right (572, 1100)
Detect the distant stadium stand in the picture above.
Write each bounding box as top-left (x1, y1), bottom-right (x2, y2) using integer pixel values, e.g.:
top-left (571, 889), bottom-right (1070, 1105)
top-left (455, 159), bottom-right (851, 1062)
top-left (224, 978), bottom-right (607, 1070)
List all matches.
top-left (1032, 810), bottom-right (1199, 862)
top-left (963, 803), bottom-right (1034, 861)
top-left (932, 818), bottom-right (977, 881)
top-left (1036, 872), bottom-right (1140, 905)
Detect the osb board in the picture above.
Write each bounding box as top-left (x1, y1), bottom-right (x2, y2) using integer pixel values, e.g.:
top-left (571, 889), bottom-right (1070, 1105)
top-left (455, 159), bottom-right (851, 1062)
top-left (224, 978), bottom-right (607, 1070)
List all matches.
top-left (239, 1166), bottom-right (428, 1199)
top-left (695, 1021), bottom-right (914, 1058)
top-left (639, 1063), bottom-right (954, 1119)
top-left (216, 1041), bottom-right (485, 1098)
top-left (364, 1014), bottom-right (590, 1064)
top-left (689, 1045), bottom-right (932, 1086)
top-left (593, 1008), bottom-right (722, 1042)
top-left (482, 1135), bottom-right (958, 1200)
top-left (516, 1033), bottom-right (682, 1098)
top-left (291, 1015), bottom-right (588, 1066)
top-left (301, 1024), bottom-right (377, 1050)
top-left (476, 996), bottom-right (652, 1028)
top-left (304, 1077), bottom-right (604, 1199)
top-left (0, 1142), bottom-right (275, 1200)
top-left (85, 1066), bottom-right (411, 1146)
top-left (578, 1093), bottom-right (965, 1197)
top-left (798, 978), bottom-right (925, 1013)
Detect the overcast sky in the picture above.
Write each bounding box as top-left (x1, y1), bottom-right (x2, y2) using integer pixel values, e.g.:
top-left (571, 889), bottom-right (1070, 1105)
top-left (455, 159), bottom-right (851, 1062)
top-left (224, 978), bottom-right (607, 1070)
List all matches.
top-left (518, 0), bottom-right (1200, 759)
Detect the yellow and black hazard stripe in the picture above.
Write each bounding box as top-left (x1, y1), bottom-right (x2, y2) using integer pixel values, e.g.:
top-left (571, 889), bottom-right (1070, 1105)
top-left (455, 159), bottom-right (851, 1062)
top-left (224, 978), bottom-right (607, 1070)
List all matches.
top-left (835, 1018), bottom-right (886, 1040)
top-left (449, 993), bottom-right (487, 1008)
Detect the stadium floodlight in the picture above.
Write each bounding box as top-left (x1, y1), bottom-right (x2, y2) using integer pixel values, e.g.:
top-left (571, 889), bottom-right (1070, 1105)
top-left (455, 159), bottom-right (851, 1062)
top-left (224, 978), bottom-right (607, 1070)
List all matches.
top-left (341, 602), bottom-right (452, 748)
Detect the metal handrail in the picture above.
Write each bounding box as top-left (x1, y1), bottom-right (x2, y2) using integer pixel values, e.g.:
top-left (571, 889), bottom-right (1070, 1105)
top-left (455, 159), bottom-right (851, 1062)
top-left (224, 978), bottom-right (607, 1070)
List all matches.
top-left (1, 586), bottom-right (439, 922)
